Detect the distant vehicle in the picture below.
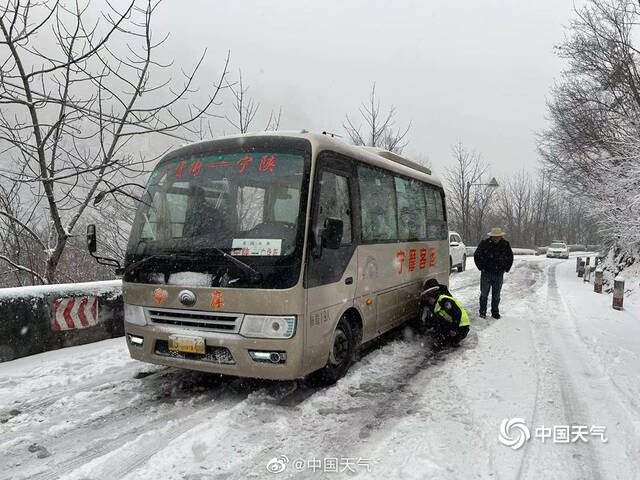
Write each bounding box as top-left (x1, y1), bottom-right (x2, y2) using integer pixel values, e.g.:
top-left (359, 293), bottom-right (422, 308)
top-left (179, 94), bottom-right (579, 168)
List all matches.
top-left (449, 231), bottom-right (466, 272)
top-left (546, 242), bottom-right (570, 259)
top-left (87, 131), bottom-right (449, 383)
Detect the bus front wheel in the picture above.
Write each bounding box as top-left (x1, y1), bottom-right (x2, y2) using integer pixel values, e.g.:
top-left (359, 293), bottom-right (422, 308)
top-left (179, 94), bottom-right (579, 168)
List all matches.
top-left (309, 317), bottom-right (355, 386)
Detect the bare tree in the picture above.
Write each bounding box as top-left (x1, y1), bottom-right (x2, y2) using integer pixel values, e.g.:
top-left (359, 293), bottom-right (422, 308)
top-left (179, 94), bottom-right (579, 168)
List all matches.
top-left (225, 70), bottom-right (282, 133)
top-left (0, 179), bottom-right (45, 285)
top-left (497, 171), bottom-right (533, 247)
top-left (225, 70), bottom-right (258, 133)
top-left (469, 183), bottom-right (496, 245)
top-left (483, 169), bottom-right (601, 248)
top-left (0, 0), bottom-right (230, 284)
top-left (444, 140), bottom-right (488, 242)
top-left (265, 106), bottom-right (282, 131)
top-left (343, 83), bottom-right (411, 153)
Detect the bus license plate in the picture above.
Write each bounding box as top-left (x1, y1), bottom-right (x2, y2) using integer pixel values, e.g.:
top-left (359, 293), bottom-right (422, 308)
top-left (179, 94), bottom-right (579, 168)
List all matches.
top-left (168, 335), bottom-right (206, 354)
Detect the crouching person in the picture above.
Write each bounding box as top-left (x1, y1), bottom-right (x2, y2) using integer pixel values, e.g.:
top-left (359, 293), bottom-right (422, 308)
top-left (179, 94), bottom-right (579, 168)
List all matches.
top-left (419, 279), bottom-right (470, 348)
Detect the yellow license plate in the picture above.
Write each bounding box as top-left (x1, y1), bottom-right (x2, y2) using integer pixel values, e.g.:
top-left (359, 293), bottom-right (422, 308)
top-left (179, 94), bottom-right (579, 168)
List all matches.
top-left (168, 335), bottom-right (206, 354)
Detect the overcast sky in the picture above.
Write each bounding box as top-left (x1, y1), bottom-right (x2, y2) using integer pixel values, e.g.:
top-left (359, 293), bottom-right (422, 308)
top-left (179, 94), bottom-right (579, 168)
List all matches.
top-left (152, 0), bottom-right (580, 179)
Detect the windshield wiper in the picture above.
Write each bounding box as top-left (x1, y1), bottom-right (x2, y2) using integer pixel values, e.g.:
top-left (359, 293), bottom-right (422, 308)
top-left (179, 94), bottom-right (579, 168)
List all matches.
top-left (123, 250), bottom-right (262, 284)
top-left (120, 253), bottom-right (177, 277)
top-left (202, 247), bottom-right (263, 283)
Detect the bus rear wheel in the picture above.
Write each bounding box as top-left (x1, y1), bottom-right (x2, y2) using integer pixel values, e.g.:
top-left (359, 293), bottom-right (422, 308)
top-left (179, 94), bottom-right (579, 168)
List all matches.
top-left (308, 317), bottom-right (355, 386)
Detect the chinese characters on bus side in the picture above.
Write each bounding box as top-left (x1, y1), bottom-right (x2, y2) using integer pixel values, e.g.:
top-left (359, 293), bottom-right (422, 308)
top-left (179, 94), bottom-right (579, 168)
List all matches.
top-left (396, 247), bottom-right (436, 274)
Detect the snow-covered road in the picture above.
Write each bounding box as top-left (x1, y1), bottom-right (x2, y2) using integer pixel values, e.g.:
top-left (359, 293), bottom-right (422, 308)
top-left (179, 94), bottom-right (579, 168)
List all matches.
top-left (1, 255), bottom-right (639, 480)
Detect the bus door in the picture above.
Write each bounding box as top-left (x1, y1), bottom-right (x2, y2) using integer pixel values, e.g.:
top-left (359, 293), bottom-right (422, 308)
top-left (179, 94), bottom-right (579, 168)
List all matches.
top-left (305, 154), bottom-right (358, 365)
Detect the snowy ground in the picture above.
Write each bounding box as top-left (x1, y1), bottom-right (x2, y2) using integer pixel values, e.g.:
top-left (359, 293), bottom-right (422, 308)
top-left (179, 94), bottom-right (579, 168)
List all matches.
top-left (1, 254), bottom-right (639, 480)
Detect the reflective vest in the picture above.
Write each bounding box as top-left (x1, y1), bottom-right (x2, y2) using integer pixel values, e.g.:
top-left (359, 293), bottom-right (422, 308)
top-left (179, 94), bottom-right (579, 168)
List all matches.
top-left (434, 294), bottom-right (470, 327)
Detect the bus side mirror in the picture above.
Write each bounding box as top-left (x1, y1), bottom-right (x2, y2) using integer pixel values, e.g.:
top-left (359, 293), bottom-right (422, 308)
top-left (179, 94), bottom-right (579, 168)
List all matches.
top-left (87, 224), bottom-right (97, 253)
top-left (322, 218), bottom-right (343, 250)
top-left (86, 223), bottom-right (122, 272)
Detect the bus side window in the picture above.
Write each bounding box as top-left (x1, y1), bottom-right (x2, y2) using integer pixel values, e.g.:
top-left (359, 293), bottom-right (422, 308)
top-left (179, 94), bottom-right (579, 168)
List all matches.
top-left (314, 171), bottom-right (352, 245)
top-left (395, 177), bottom-right (427, 241)
top-left (358, 165), bottom-right (398, 242)
top-left (425, 185), bottom-right (447, 240)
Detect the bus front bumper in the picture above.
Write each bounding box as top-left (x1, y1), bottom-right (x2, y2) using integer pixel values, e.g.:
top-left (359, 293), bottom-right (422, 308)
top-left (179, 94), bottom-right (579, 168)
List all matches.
top-left (124, 322), bottom-right (306, 380)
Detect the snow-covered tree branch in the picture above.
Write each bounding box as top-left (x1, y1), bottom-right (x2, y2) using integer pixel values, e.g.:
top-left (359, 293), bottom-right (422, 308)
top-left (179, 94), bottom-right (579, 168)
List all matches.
top-left (0, 0), bottom-right (230, 284)
top-left (538, 0), bottom-right (640, 252)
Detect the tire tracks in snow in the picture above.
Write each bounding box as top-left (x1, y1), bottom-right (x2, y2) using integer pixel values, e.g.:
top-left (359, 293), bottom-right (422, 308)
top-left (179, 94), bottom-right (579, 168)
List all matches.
top-left (3, 258), bottom-right (600, 480)
top-left (545, 262), bottom-right (640, 479)
top-left (220, 262), bottom-right (545, 479)
top-left (225, 342), bottom-right (475, 480)
top-left (512, 261), bottom-right (601, 480)
top-left (1, 369), bottom-right (245, 480)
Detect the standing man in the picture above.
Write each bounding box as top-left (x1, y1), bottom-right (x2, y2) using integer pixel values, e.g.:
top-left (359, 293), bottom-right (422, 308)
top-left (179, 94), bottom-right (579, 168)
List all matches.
top-left (473, 227), bottom-right (513, 319)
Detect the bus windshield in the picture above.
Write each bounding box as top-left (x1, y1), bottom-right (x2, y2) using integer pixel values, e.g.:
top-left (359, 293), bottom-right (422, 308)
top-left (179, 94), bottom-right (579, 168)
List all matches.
top-left (125, 148), bottom-right (308, 286)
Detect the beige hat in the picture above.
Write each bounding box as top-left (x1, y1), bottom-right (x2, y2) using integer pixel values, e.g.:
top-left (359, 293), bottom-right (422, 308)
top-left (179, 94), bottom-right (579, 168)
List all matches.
top-left (488, 227), bottom-right (505, 237)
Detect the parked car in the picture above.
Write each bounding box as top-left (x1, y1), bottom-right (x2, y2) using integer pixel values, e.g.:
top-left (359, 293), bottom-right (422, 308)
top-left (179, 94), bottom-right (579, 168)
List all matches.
top-left (546, 241), bottom-right (570, 259)
top-left (449, 231), bottom-right (467, 272)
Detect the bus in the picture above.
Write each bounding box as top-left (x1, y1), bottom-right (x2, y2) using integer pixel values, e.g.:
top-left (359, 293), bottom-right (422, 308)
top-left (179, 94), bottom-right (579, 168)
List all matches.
top-left (89, 131), bottom-right (449, 383)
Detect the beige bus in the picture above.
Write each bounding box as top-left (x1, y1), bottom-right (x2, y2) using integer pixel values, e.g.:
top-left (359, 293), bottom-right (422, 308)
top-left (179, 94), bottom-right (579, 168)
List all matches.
top-left (96, 131), bottom-right (449, 383)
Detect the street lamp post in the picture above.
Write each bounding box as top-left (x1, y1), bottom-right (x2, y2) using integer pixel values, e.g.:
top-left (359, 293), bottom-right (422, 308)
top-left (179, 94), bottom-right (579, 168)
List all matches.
top-left (465, 177), bottom-right (499, 242)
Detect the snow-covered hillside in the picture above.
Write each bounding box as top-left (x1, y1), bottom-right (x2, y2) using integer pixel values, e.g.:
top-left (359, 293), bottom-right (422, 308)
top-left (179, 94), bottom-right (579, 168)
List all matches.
top-left (0, 255), bottom-right (638, 480)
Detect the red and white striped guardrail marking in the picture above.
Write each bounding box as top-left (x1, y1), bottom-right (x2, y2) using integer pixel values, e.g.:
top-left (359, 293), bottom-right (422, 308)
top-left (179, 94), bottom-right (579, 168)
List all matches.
top-left (53, 297), bottom-right (99, 331)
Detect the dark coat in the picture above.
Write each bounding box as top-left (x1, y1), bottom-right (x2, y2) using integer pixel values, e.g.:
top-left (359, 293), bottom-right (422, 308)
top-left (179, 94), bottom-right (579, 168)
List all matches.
top-left (474, 237), bottom-right (514, 274)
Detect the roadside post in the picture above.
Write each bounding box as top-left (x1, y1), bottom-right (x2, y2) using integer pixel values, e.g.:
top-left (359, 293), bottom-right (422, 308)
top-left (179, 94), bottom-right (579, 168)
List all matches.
top-left (583, 257), bottom-right (591, 282)
top-left (584, 265), bottom-right (591, 283)
top-left (613, 277), bottom-right (624, 310)
top-left (578, 260), bottom-right (585, 278)
top-left (594, 269), bottom-right (603, 293)
top-left (576, 257), bottom-right (581, 273)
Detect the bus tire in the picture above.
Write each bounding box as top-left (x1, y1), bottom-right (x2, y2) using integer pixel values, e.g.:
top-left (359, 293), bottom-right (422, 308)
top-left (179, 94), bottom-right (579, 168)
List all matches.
top-left (309, 317), bottom-right (355, 386)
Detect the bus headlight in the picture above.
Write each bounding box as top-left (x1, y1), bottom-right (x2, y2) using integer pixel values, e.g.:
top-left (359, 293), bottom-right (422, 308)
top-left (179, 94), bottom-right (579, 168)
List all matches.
top-left (240, 315), bottom-right (296, 339)
top-left (124, 304), bottom-right (146, 326)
